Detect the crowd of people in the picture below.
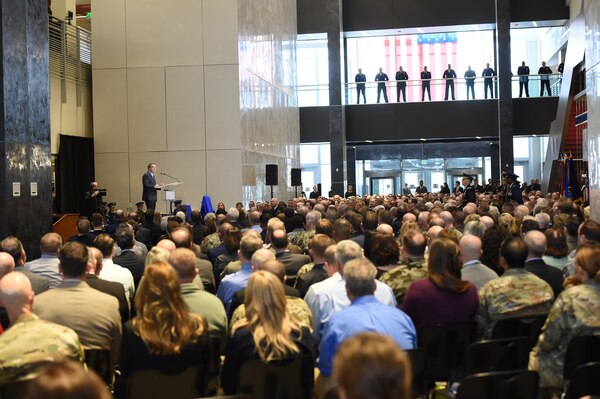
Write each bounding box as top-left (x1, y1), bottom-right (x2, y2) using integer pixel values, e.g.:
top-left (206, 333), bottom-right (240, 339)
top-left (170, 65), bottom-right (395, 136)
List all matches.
top-left (0, 179), bottom-right (599, 398)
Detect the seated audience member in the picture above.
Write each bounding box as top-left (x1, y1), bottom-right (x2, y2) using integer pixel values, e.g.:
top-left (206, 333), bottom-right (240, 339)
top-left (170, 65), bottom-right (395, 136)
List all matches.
top-left (34, 242), bottom-right (122, 368)
top-left (332, 218), bottom-right (352, 243)
top-left (476, 236), bottom-right (554, 338)
top-left (0, 272), bottom-right (84, 384)
top-left (272, 229), bottom-right (312, 278)
top-left (221, 271), bottom-right (315, 395)
top-left (563, 219), bottom-right (600, 277)
top-left (542, 228), bottom-right (570, 270)
top-left (0, 236), bottom-right (49, 295)
top-left (369, 232), bottom-right (401, 277)
top-left (0, 252), bottom-right (15, 279)
top-left (86, 247), bottom-right (130, 322)
top-left (216, 233), bottom-right (263, 313)
top-left (459, 234), bottom-right (498, 289)
top-left (291, 210), bottom-right (321, 253)
top-left (333, 333), bottom-right (412, 399)
top-left (171, 227), bottom-right (214, 290)
top-left (317, 241), bottom-right (396, 341)
top-left (90, 213), bottom-right (106, 237)
top-left (214, 227), bottom-right (242, 274)
top-left (206, 222), bottom-right (232, 264)
top-left (230, 259), bottom-right (312, 331)
top-left (529, 243), bottom-right (600, 389)
top-left (94, 234), bottom-right (135, 301)
top-left (68, 218), bottom-right (95, 247)
top-left (22, 361), bottom-right (111, 399)
top-left (480, 225), bottom-right (508, 276)
top-left (319, 258), bottom-right (416, 377)
top-left (169, 248), bottom-right (227, 345)
top-left (113, 225), bottom-right (146, 289)
top-left (295, 234), bottom-right (334, 297)
top-left (524, 230), bottom-right (564, 297)
top-left (379, 229), bottom-right (428, 304)
top-left (403, 238), bottom-right (479, 331)
top-left (114, 262), bottom-right (210, 398)
top-left (24, 232), bottom-right (63, 288)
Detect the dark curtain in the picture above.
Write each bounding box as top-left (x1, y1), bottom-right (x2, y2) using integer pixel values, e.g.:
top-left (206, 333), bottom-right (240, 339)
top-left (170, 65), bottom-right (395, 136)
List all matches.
top-left (56, 134), bottom-right (95, 214)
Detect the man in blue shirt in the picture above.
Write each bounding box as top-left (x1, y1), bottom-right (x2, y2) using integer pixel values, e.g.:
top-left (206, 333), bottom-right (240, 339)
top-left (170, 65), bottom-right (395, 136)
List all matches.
top-left (216, 233), bottom-right (263, 313)
top-left (318, 257), bottom-right (417, 377)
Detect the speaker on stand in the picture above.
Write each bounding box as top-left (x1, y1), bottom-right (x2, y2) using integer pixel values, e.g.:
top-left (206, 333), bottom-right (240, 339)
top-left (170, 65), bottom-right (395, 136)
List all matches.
top-left (291, 168), bottom-right (301, 198)
top-left (265, 164), bottom-right (278, 199)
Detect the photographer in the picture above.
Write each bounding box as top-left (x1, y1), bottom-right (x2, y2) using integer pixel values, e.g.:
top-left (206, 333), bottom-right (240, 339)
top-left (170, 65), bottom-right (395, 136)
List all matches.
top-left (84, 182), bottom-right (105, 217)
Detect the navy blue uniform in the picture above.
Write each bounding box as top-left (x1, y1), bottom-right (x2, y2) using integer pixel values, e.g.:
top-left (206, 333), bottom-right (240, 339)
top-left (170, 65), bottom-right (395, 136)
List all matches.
top-left (464, 69), bottom-right (476, 99)
top-left (443, 68), bottom-right (457, 100)
top-left (463, 185), bottom-right (477, 206)
top-left (517, 65), bottom-right (530, 97)
top-left (375, 72), bottom-right (389, 103)
top-left (395, 70), bottom-right (409, 102)
top-left (355, 72), bottom-right (367, 104)
top-left (505, 181), bottom-right (523, 204)
top-left (538, 65), bottom-right (552, 96)
top-left (421, 70), bottom-right (432, 101)
top-left (482, 67), bottom-right (495, 98)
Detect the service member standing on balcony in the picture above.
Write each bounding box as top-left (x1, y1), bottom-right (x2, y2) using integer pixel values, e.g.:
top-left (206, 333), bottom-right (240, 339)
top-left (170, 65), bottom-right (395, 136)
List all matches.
top-left (482, 63), bottom-right (496, 99)
top-left (538, 61), bottom-right (553, 97)
top-left (395, 66), bottom-right (409, 103)
top-left (421, 66), bottom-right (432, 101)
top-left (443, 64), bottom-right (457, 100)
top-left (355, 68), bottom-right (367, 104)
top-left (375, 68), bottom-right (389, 103)
top-left (517, 61), bottom-right (530, 97)
top-left (464, 66), bottom-right (476, 100)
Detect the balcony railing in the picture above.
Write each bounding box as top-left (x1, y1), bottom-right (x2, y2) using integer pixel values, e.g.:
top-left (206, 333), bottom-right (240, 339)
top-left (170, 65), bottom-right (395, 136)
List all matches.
top-left (298, 74), bottom-right (562, 107)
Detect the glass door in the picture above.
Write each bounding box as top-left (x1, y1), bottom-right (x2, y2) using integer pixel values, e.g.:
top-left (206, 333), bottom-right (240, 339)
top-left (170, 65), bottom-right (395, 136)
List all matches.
top-left (370, 177), bottom-right (396, 195)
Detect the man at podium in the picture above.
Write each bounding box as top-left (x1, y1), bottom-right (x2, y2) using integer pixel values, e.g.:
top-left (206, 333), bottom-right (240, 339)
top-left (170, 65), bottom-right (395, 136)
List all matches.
top-left (142, 163), bottom-right (160, 211)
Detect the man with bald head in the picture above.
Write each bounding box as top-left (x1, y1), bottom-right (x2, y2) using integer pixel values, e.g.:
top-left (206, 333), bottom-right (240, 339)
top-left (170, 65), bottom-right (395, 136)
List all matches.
top-left (85, 247), bottom-right (129, 322)
top-left (0, 272), bottom-right (84, 384)
top-left (0, 252), bottom-right (15, 280)
top-left (23, 233), bottom-right (63, 288)
top-left (459, 235), bottom-right (498, 289)
top-left (170, 248), bottom-right (227, 344)
top-left (524, 230), bottom-right (564, 297)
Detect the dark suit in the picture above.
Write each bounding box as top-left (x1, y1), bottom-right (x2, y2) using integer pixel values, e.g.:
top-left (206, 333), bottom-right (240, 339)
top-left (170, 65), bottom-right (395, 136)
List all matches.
top-left (142, 171), bottom-right (158, 211)
top-left (525, 259), bottom-right (563, 298)
top-left (443, 68), bottom-right (457, 100)
top-left (517, 65), bottom-right (530, 97)
top-left (135, 226), bottom-right (151, 246)
top-left (295, 263), bottom-right (328, 298)
top-left (275, 251), bottom-right (311, 278)
top-left (86, 274), bottom-right (130, 322)
top-left (482, 67), bottom-right (495, 98)
top-left (463, 185), bottom-right (477, 206)
top-left (141, 221), bottom-right (163, 246)
top-left (207, 243), bottom-right (226, 266)
top-left (69, 233), bottom-right (96, 247)
top-left (421, 70), bottom-right (432, 101)
top-left (395, 70), bottom-right (409, 102)
top-left (113, 250), bottom-right (146, 289)
top-left (375, 72), bottom-right (389, 103)
top-left (506, 181), bottom-right (523, 204)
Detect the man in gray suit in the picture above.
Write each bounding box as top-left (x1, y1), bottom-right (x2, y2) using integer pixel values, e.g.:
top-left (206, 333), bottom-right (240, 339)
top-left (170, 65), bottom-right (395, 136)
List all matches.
top-left (34, 241), bottom-right (122, 368)
top-left (272, 229), bottom-right (311, 281)
top-left (0, 237), bottom-right (49, 295)
top-left (459, 235), bottom-right (498, 289)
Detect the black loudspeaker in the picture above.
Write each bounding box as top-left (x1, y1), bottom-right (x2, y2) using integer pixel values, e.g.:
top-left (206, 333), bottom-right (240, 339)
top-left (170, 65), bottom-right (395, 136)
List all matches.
top-left (266, 164), bottom-right (278, 186)
top-left (291, 168), bottom-right (302, 186)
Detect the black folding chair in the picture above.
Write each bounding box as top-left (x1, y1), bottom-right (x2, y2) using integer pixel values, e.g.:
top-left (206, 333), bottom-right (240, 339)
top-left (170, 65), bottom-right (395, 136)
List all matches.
top-left (237, 355), bottom-right (314, 399)
top-left (491, 313), bottom-right (548, 351)
top-left (407, 348), bottom-right (427, 398)
top-left (126, 365), bottom-right (208, 399)
top-left (464, 337), bottom-right (530, 376)
top-left (563, 361), bottom-right (600, 399)
top-left (84, 349), bottom-right (113, 387)
top-left (456, 370), bottom-right (539, 399)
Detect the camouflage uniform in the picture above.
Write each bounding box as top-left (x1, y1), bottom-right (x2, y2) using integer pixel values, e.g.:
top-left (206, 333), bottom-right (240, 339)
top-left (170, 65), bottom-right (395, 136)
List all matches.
top-left (476, 268), bottom-right (554, 339)
top-left (0, 313), bottom-right (84, 384)
top-left (378, 257), bottom-right (428, 305)
top-left (229, 296), bottom-right (313, 333)
top-left (291, 229), bottom-right (315, 254)
top-left (221, 260), bottom-right (242, 278)
top-left (296, 262), bottom-right (315, 278)
top-left (562, 248), bottom-right (577, 278)
top-left (529, 280), bottom-right (600, 388)
top-left (200, 232), bottom-right (221, 254)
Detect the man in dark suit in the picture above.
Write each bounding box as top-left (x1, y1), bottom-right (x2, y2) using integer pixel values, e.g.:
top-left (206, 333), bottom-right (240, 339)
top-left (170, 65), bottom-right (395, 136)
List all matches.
top-left (421, 66), bottom-right (432, 101)
top-left (272, 229), bottom-right (311, 281)
top-left (68, 218), bottom-right (95, 247)
top-left (517, 61), bottom-right (530, 97)
top-left (355, 68), bottom-right (367, 104)
top-left (395, 66), bottom-right (409, 102)
top-left (443, 64), bottom-right (457, 100)
top-left (375, 67), bottom-right (389, 103)
top-left (482, 63), bottom-right (496, 99)
top-left (113, 226), bottom-right (145, 289)
top-left (142, 163), bottom-right (160, 211)
top-left (524, 230), bottom-right (564, 297)
top-left (86, 247), bottom-right (129, 322)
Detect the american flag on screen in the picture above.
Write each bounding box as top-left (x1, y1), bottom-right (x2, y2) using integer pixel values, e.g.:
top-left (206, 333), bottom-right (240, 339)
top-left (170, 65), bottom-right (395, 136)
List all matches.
top-left (384, 33), bottom-right (458, 102)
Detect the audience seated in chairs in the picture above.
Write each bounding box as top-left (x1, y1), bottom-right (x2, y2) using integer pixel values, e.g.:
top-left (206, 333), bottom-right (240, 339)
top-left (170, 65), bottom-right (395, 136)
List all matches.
top-left (114, 261), bottom-right (210, 399)
top-left (221, 270), bottom-right (315, 395)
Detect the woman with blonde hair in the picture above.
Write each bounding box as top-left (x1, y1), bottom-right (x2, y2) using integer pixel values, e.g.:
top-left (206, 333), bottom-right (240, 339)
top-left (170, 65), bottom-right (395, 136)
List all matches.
top-left (221, 271), bottom-right (314, 394)
top-left (115, 262), bottom-right (209, 398)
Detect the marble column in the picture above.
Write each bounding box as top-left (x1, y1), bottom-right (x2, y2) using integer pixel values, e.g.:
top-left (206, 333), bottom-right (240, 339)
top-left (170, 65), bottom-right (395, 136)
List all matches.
top-left (495, 0), bottom-right (514, 178)
top-left (0, 0), bottom-right (52, 258)
top-left (326, 0), bottom-right (347, 197)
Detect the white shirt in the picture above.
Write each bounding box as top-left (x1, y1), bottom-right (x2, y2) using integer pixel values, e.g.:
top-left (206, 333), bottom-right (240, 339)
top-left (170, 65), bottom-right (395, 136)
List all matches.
top-left (304, 272), bottom-right (342, 340)
top-left (99, 258), bottom-right (135, 301)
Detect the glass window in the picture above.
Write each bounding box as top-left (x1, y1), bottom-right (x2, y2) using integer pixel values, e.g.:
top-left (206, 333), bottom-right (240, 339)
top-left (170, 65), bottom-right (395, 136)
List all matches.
top-left (514, 137), bottom-right (530, 159)
top-left (300, 144), bottom-right (319, 164)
